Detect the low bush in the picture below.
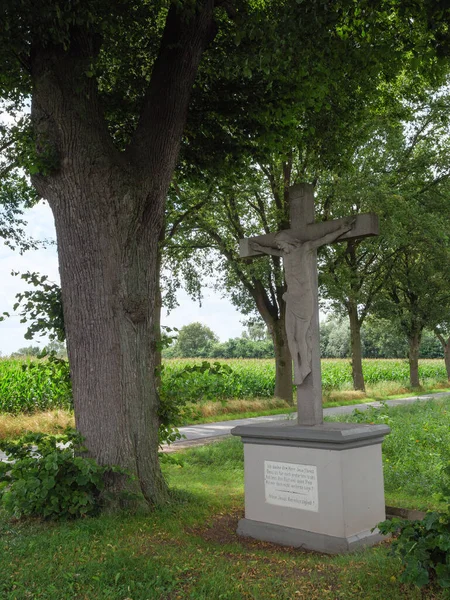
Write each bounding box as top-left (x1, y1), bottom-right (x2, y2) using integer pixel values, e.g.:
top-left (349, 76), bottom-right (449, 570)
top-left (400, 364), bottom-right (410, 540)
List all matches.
top-left (378, 507), bottom-right (450, 589)
top-left (0, 430), bottom-right (121, 519)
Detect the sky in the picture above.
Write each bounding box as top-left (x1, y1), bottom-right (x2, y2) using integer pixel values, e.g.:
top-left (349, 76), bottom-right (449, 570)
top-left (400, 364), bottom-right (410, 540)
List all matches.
top-left (0, 201), bottom-right (245, 356)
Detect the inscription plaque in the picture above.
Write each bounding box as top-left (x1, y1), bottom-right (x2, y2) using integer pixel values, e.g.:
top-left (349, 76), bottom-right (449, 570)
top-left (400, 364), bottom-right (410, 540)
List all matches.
top-left (264, 461), bottom-right (319, 512)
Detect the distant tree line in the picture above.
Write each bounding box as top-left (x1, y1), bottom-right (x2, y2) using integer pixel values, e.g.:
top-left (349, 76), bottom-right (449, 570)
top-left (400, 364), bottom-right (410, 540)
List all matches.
top-left (10, 341), bottom-right (68, 359)
top-left (162, 318), bottom-right (444, 360)
top-left (162, 322), bottom-right (274, 359)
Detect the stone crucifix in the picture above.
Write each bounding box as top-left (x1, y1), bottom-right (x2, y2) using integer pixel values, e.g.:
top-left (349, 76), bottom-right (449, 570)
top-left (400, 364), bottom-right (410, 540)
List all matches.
top-left (240, 183), bottom-right (379, 426)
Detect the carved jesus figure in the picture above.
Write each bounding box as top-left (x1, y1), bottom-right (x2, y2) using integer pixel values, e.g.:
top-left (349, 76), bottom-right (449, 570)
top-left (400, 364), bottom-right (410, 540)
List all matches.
top-left (250, 218), bottom-right (355, 385)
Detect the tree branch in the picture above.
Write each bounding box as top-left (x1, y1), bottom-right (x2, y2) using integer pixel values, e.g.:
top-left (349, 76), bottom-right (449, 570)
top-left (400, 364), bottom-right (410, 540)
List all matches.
top-left (204, 226), bottom-right (279, 324)
top-left (128, 1), bottom-right (217, 179)
top-left (166, 197), bottom-right (210, 240)
top-left (248, 191), bottom-right (270, 233)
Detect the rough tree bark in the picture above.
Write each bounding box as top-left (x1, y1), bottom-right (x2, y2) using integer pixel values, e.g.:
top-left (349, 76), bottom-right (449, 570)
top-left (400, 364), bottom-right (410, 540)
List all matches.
top-left (347, 300), bottom-right (365, 391)
top-left (443, 341), bottom-right (450, 381)
top-left (408, 330), bottom-right (422, 388)
top-left (251, 280), bottom-right (294, 406)
top-left (29, 3), bottom-right (217, 505)
top-left (270, 318), bottom-right (293, 403)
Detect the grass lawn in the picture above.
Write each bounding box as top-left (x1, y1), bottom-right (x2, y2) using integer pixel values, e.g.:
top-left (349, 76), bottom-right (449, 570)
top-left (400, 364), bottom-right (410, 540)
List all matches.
top-left (2, 399), bottom-right (450, 599)
top-left (327, 398), bottom-right (450, 511)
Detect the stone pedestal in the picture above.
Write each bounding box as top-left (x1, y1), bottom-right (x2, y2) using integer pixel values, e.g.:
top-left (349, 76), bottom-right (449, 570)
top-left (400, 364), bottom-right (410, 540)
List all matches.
top-left (231, 420), bottom-right (390, 554)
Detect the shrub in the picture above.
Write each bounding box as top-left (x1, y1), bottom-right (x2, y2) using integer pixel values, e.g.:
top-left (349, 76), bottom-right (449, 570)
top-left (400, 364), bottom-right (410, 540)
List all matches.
top-left (377, 459), bottom-right (450, 589)
top-left (378, 508), bottom-right (450, 588)
top-left (0, 430), bottom-right (120, 519)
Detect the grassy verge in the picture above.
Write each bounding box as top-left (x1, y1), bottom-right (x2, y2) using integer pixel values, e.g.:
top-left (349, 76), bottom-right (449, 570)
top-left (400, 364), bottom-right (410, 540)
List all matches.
top-left (2, 413), bottom-right (450, 599)
top-left (192, 406), bottom-right (295, 424)
top-left (0, 409), bottom-right (74, 440)
top-left (188, 380), bottom-right (450, 421)
top-left (327, 397), bottom-right (450, 511)
top-left (323, 379), bottom-right (450, 405)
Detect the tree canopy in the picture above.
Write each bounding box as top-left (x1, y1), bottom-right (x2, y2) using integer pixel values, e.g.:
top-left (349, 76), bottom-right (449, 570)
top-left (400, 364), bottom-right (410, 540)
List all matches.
top-left (170, 321), bottom-right (218, 357)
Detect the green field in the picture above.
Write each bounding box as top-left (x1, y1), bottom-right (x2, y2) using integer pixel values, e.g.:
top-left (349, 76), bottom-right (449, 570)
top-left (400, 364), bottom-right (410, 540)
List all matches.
top-left (0, 357), bottom-right (448, 415)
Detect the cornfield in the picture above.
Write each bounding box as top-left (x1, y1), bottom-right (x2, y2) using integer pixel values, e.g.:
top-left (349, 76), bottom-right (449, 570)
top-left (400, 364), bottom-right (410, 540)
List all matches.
top-left (0, 357), bottom-right (448, 414)
top-left (162, 358), bottom-right (449, 401)
top-left (0, 357), bottom-right (72, 414)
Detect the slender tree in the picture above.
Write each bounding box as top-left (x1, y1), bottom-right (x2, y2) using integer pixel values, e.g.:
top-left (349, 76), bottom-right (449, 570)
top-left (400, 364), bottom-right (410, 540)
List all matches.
top-left (379, 245), bottom-right (450, 387)
top-left (165, 161), bottom-right (295, 401)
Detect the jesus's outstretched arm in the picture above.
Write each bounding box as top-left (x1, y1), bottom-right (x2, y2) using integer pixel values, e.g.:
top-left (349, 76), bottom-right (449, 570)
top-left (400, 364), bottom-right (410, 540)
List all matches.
top-left (308, 217), bottom-right (356, 250)
top-left (249, 240), bottom-right (283, 257)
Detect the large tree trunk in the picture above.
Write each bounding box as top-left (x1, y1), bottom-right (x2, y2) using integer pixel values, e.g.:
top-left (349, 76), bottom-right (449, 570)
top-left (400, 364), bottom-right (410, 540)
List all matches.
top-left (270, 318), bottom-right (294, 404)
top-left (53, 183), bottom-right (167, 504)
top-left (348, 301), bottom-right (365, 391)
top-left (408, 331), bottom-right (422, 388)
top-left (29, 4), bottom-right (217, 506)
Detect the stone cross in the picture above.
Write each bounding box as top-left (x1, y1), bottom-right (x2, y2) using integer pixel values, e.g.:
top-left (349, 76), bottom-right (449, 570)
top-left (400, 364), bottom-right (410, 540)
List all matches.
top-left (240, 183), bottom-right (379, 426)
